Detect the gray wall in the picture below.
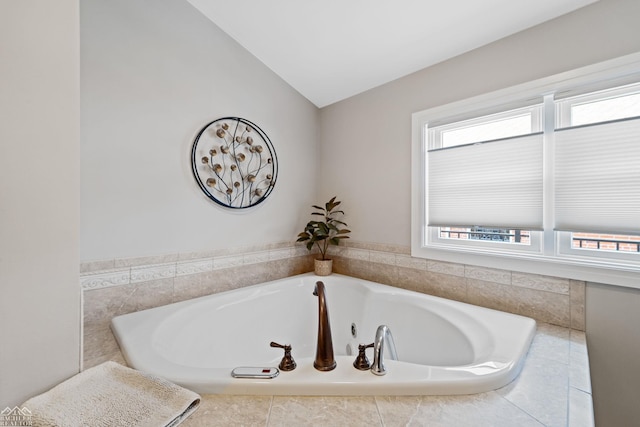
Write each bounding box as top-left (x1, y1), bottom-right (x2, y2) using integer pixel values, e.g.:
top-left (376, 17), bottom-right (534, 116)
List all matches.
top-left (587, 283), bottom-right (640, 426)
top-left (0, 0), bottom-right (81, 406)
top-left (81, 0), bottom-right (319, 261)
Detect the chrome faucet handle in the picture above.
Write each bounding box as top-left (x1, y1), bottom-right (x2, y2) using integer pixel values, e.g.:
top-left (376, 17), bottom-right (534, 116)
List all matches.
top-left (353, 343), bottom-right (374, 370)
top-left (270, 341), bottom-right (297, 371)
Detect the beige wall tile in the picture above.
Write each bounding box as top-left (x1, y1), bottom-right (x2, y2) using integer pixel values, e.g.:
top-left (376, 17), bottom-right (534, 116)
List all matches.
top-left (83, 323), bottom-right (120, 367)
top-left (243, 251), bottom-right (271, 265)
top-left (506, 285), bottom-right (571, 328)
top-left (326, 244), bottom-right (347, 258)
top-left (125, 278), bottom-right (175, 313)
top-left (265, 241), bottom-right (295, 250)
top-left (396, 254), bottom-right (427, 270)
top-left (345, 247), bottom-right (370, 262)
top-left (427, 271), bottom-right (468, 302)
top-left (80, 259), bottom-right (115, 274)
top-left (345, 241), bottom-right (409, 254)
top-left (115, 253), bottom-right (179, 268)
top-left (83, 283), bottom-right (136, 369)
top-left (465, 265), bottom-right (511, 285)
top-left (176, 259), bottom-right (213, 277)
top-left (363, 262), bottom-right (399, 286)
top-left (177, 249), bottom-right (226, 261)
top-left (369, 250), bottom-right (396, 265)
top-left (269, 247), bottom-right (293, 261)
top-left (396, 266), bottom-right (428, 293)
top-left (570, 280), bottom-right (586, 331)
top-left (339, 258), bottom-right (372, 281)
top-left (130, 263), bottom-right (176, 283)
top-left (428, 260), bottom-right (465, 277)
top-left (81, 269), bottom-right (130, 291)
top-left (512, 272), bottom-right (570, 294)
top-left (173, 271), bottom-right (223, 302)
top-left (266, 256), bottom-right (314, 279)
top-left (227, 263), bottom-right (273, 290)
top-left (466, 279), bottom-right (512, 313)
top-left (83, 283), bottom-right (136, 325)
top-left (468, 279), bottom-right (571, 328)
top-left (292, 245), bottom-right (312, 257)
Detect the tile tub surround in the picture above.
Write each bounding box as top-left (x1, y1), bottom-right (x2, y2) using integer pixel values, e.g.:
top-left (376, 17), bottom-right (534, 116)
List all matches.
top-left (82, 243), bottom-right (314, 369)
top-left (327, 242), bottom-right (586, 331)
top-left (81, 241), bottom-right (584, 327)
top-left (80, 242), bottom-right (312, 289)
top-left (81, 241), bottom-right (585, 367)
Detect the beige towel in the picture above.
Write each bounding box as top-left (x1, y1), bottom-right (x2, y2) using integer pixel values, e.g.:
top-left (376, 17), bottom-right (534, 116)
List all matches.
top-left (22, 361), bottom-right (200, 427)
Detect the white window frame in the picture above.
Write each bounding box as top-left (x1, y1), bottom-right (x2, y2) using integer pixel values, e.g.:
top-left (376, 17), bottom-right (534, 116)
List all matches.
top-left (411, 52), bottom-right (640, 289)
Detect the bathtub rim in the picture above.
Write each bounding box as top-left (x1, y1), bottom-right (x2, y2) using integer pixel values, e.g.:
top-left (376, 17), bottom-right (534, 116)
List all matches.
top-left (110, 272), bottom-right (536, 395)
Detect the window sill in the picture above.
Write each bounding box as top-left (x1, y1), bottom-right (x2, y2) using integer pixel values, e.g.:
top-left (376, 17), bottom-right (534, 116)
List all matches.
top-left (411, 243), bottom-right (640, 290)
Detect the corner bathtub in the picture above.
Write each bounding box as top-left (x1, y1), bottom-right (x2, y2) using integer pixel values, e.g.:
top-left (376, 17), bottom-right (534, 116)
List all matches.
top-left (111, 273), bottom-right (536, 395)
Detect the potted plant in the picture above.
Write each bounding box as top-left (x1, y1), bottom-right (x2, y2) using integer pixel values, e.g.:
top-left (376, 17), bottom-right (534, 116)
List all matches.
top-left (296, 196), bottom-right (351, 276)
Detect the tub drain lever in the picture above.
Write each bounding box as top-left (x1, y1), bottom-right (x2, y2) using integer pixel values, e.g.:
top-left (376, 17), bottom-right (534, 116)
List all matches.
top-left (353, 343), bottom-right (374, 370)
top-left (270, 342), bottom-right (297, 371)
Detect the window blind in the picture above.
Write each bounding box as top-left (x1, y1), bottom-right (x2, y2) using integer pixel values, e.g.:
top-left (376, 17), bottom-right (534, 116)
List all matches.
top-left (428, 133), bottom-right (544, 229)
top-left (554, 117), bottom-right (640, 235)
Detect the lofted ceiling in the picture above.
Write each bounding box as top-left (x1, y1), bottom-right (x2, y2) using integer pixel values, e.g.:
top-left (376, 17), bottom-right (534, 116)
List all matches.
top-left (187, 0), bottom-right (597, 107)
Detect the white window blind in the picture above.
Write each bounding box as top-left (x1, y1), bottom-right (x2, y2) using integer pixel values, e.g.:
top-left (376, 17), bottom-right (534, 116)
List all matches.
top-left (554, 117), bottom-right (640, 235)
top-left (428, 133), bottom-right (544, 229)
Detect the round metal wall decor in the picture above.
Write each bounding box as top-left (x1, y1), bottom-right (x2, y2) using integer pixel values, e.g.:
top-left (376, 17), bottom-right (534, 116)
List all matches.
top-left (191, 117), bottom-right (278, 209)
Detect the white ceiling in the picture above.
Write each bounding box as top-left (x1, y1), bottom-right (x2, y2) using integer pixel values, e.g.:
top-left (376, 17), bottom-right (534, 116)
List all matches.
top-left (187, 0), bottom-right (597, 108)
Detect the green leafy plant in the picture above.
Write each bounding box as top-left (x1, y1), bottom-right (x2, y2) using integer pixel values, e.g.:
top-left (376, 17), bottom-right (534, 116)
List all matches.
top-left (296, 196), bottom-right (351, 260)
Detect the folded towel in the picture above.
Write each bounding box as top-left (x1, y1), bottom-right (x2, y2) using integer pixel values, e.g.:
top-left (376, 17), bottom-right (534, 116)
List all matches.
top-left (21, 361), bottom-right (200, 427)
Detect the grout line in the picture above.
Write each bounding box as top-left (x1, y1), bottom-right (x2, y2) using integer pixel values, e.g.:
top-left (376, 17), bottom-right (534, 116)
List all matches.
top-left (265, 395), bottom-right (273, 427)
top-left (373, 395), bottom-right (385, 427)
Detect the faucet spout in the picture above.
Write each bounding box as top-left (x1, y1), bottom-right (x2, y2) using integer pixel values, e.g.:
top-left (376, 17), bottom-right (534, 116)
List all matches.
top-left (313, 281), bottom-right (336, 371)
top-left (371, 325), bottom-right (397, 376)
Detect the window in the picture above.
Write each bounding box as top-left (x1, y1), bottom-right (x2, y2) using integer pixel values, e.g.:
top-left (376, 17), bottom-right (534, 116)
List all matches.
top-left (556, 84), bottom-right (640, 127)
top-left (412, 58), bottom-right (640, 287)
top-left (433, 108), bottom-right (541, 148)
top-left (555, 83), bottom-right (640, 262)
top-left (571, 233), bottom-right (640, 253)
top-left (426, 104), bottom-right (543, 254)
top-left (439, 227), bottom-right (531, 244)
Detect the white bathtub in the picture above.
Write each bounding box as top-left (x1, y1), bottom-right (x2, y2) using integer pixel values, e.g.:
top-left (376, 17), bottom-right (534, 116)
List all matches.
top-left (111, 273), bottom-right (536, 395)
